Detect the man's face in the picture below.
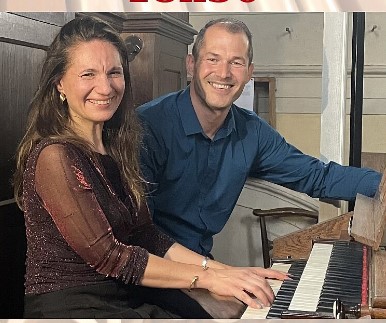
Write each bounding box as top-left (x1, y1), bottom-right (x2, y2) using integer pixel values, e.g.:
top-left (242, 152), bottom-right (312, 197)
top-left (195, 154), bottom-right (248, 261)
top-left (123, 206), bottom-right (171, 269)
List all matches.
top-left (187, 25), bottom-right (253, 112)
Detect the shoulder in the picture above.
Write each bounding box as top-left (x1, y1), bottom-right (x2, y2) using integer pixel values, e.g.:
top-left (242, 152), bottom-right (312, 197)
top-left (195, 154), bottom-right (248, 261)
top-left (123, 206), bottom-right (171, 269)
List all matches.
top-left (232, 105), bottom-right (257, 118)
top-left (231, 105), bottom-right (269, 127)
top-left (136, 91), bottom-right (187, 137)
top-left (231, 105), bottom-right (282, 142)
top-left (136, 90), bottom-right (184, 119)
top-left (30, 139), bottom-right (84, 166)
top-left (35, 138), bottom-right (77, 155)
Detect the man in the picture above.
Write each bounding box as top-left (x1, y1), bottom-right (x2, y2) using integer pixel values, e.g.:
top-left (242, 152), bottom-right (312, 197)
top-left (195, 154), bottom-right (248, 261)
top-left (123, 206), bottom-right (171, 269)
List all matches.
top-left (137, 18), bottom-right (382, 256)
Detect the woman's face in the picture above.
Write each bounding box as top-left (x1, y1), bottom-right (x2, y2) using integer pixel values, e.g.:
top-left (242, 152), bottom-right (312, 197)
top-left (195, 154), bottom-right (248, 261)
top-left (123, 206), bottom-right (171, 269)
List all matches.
top-left (57, 39), bottom-right (125, 130)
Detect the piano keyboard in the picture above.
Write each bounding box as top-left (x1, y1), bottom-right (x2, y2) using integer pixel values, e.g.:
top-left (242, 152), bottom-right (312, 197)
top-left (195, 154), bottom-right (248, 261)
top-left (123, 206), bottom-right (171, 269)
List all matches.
top-left (241, 241), bottom-right (363, 319)
top-left (288, 243), bottom-right (333, 311)
top-left (240, 263), bottom-right (289, 319)
top-left (316, 241), bottom-right (363, 313)
top-left (240, 260), bottom-right (306, 319)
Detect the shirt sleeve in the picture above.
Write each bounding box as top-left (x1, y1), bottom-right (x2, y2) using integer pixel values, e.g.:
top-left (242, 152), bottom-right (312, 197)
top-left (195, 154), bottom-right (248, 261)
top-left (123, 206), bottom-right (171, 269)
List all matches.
top-left (250, 119), bottom-right (382, 201)
top-left (34, 144), bottom-right (150, 285)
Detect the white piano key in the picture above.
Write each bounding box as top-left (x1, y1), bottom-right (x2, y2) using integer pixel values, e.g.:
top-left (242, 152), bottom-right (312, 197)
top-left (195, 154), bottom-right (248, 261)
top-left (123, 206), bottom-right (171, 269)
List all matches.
top-left (240, 263), bottom-right (291, 319)
top-left (288, 243), bottom-right (333, 312)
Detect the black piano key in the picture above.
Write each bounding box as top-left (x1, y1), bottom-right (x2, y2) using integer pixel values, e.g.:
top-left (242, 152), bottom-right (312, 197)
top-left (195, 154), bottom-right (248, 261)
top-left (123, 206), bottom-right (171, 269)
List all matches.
top-left (265, 242), bottom-right (364, 319)
top-left (265, 260), bottom-right (307, 318)
top-left (316, 241), bottom-right (363, 313)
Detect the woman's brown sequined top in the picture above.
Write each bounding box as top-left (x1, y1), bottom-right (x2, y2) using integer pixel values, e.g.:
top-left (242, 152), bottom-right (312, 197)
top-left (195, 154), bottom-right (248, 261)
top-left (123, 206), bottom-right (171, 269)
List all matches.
top-left (23, 139), bottom-right (175, 295)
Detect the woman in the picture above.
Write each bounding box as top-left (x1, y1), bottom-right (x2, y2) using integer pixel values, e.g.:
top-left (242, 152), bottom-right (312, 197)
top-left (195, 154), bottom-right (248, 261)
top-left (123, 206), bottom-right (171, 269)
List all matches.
top-left (13, 16), bottom-right (286, 318)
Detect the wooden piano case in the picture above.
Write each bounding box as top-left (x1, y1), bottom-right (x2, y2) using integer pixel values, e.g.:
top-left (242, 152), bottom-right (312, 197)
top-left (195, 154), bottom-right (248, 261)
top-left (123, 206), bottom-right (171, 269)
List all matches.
top-left (272, 212), bottom-right (352, 260)
top-left (271, 168), bottom-right (386, 318)
top-left (371, 250), bottom-right (386, 309)
top-left (352, 170), bottom-right (386, 315)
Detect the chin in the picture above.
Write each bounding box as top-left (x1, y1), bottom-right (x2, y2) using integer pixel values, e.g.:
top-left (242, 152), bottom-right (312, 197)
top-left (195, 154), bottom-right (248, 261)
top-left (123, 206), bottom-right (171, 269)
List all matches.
top-left (207, 96), bottom-right (235, 109)
top-left (209, 101), bottom-right (233, 110)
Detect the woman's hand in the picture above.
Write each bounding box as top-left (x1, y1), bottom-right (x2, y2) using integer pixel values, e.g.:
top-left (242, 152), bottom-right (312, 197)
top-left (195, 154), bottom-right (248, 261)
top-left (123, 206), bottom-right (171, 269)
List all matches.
top-left (199, 267), bottom-right (288, 309)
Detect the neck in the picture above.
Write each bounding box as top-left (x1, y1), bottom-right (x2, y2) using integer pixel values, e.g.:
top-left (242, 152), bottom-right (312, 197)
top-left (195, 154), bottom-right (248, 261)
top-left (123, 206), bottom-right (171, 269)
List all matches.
top-left (70, 121), bottom-right (106, 154)
top-left (190, 86), bottom-right (230, 140)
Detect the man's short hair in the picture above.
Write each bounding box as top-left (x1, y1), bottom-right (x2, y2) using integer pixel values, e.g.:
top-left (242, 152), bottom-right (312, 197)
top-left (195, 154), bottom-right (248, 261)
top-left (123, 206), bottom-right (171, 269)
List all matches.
top-left (192, 17), bottom-right (253, 65)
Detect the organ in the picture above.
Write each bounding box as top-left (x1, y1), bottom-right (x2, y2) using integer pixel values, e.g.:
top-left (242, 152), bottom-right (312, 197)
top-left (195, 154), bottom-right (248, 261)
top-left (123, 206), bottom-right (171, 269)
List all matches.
top-left (242, 169), bottom-right (386, 319)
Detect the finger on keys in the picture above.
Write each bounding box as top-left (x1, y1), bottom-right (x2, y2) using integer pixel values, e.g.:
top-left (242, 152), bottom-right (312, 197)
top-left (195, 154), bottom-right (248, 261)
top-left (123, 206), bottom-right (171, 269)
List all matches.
top-left (245, 281), bottom-right (274, 306)
top-left (253, 267), bottom-right (289, 281)
top-left (241, 291), bottom-right (264, 309)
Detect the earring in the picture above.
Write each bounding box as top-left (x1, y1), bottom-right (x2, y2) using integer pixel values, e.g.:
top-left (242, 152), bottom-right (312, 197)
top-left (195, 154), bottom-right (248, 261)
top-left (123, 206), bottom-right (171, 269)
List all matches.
top-left (59, 93), bottom-right (66, 103)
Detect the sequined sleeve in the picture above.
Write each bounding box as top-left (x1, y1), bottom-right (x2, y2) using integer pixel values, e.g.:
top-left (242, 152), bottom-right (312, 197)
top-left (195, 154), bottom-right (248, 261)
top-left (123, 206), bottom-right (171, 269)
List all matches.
top-left (129, 208), bottom-right (176, 257)
top-left (34, 143), bottom-right (148, 284)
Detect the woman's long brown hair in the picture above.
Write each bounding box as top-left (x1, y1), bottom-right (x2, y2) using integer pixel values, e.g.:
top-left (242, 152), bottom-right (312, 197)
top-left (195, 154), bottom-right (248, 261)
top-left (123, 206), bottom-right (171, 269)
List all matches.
top-left (14, 15), bottom-right (144, 209)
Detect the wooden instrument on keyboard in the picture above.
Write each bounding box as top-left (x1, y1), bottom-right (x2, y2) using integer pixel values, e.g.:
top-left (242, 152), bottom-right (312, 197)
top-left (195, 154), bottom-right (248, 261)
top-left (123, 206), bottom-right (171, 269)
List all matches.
top-left (242, 168), bottom-right (386, 319)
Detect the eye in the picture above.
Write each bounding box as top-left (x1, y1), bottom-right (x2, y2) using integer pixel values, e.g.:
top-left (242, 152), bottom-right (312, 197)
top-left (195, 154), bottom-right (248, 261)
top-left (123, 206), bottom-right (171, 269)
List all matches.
top-left (207, 58), bottom-right (218, 64)
top-left (231, 61), bottom-right (245, 67)
top-left (80, 72), bottom-right (95, 79)
top-left (109, 70), bottom-right (124, 78)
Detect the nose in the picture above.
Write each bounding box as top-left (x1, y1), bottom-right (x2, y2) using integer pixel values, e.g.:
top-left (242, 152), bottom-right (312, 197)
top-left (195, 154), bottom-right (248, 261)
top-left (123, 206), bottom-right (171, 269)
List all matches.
top-left (216, 61), bottom-right (231, 79)
top-left (96, 74), bottom-right (113, 95)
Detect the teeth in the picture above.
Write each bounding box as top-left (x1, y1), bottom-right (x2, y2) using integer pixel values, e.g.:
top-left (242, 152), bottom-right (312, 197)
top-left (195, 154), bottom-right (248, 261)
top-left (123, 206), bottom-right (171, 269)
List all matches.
top-left (89, 99), bottom-right (112, 105)
top-left (210, 82), bottom-right (231, 90)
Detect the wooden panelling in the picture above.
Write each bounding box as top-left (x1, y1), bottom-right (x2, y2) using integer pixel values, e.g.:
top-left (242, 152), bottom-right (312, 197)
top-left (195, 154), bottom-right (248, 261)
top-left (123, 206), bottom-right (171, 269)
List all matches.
top-left (14, 12), bottom-right (74, 26)
top-left (118, 13), bottom-right (196, 108)
top-left (127, 32), bottom-right (157, 108)
top-left (272, 212), bottom-right (352, 260)
top-left (0, 12), bottom-right (73, 203)
top-left (0, 42), bottom-right (45, 201)
top-left (0, 13), bottom-right (74, 318)
top-left (0, 12), bottom-right (62, 49)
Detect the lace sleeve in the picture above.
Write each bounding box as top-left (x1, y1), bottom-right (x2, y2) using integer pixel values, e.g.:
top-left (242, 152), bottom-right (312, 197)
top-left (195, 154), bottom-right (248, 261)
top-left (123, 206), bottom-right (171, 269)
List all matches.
top-left (34, 143), bottom-right (148, 284)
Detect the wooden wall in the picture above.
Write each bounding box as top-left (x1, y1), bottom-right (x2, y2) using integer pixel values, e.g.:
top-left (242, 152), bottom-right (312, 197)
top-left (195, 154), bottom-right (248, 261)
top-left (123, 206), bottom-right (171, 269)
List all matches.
top-left (0, 13), bottom-right (74, 318)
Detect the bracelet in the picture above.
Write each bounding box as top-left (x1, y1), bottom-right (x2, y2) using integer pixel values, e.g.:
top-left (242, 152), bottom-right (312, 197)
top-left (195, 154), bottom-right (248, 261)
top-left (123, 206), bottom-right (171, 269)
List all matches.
top-left (202, 256), bottom-right (209, 270)
top-left (188, 275), bottom-right (199, 292)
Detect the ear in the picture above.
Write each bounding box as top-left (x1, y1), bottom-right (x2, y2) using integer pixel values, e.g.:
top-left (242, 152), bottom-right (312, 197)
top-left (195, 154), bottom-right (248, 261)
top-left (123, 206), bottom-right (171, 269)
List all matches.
top-left (247, 62), bottom-right (254, 79)
top-left (186, 54), bottom-right (195, 77)
top-left (56, 79), bottom-right (65, 95)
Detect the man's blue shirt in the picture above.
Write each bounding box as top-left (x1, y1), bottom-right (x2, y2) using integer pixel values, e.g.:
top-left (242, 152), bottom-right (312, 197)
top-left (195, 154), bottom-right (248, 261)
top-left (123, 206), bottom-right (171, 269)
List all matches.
top-left (137, 87), bottom-right (382, 255)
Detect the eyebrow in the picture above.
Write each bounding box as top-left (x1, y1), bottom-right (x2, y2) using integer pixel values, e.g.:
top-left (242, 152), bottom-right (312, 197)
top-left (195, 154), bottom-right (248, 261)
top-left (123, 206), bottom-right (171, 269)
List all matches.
top-left (205, 52), bottom-right (246, 62)
top-left (78, 66), bottom-right (124, 73)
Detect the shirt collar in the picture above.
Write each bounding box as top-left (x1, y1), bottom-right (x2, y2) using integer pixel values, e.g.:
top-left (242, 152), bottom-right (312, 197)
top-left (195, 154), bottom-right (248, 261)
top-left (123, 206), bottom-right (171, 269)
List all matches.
top-left (178, 85), bottom-right (237, 138)
top-left (178, 86), bottom-right (202, 136)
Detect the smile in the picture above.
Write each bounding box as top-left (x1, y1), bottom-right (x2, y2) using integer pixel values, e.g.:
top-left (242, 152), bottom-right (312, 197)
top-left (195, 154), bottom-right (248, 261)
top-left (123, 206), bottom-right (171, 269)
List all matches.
top-left (89, 99), bottom-right (112, 105)
top-left (209, 82), bottom-right (232, 90)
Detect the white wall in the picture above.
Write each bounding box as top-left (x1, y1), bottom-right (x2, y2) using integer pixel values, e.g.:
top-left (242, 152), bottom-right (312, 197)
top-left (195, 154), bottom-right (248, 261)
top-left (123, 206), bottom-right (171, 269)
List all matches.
top-left (189, 12), bottom-right (386, 157)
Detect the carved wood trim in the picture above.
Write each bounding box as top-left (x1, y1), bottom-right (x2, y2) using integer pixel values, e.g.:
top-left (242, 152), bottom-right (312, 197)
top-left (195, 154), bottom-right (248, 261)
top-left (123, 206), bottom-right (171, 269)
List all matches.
top-left (272, 212), bottom-right (352, 260)
top-left (85, 12), bottom-right (197, 45)
top-left (0, 12), bottom-right (72, 49)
